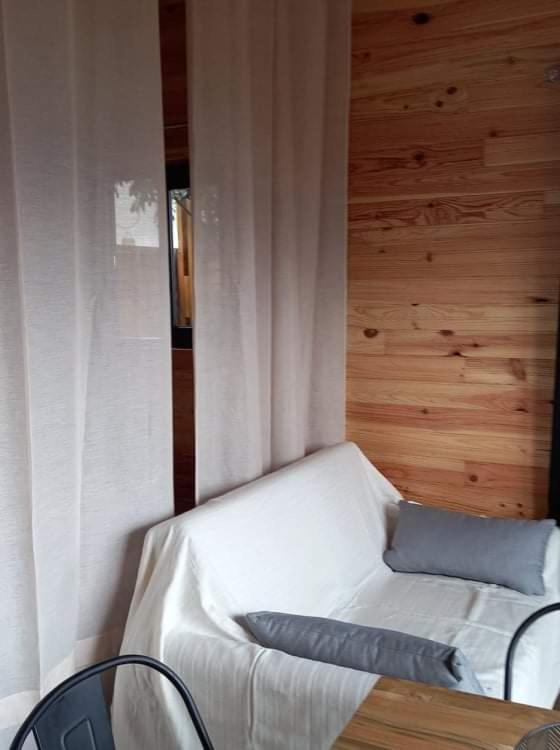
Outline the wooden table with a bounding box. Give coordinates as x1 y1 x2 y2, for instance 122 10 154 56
332 677 560 750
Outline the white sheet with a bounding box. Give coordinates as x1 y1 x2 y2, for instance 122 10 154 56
112 442 560 749
335 559 560 707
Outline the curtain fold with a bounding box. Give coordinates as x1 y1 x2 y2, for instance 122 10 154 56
0 0 173 743
190 0 351 502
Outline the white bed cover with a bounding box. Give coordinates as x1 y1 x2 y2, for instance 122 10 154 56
112 442 560 749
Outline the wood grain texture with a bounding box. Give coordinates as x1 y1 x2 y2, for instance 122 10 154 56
159 0 189 161
349 277 559 306
333 677 560 750
485 132 560 166
348 192 545 228
347 0 560 519
352 13 560 77
352 71 560 119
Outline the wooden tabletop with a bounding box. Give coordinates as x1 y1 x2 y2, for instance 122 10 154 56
332 677 560 750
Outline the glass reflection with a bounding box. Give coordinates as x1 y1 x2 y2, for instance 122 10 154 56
169 188 193 329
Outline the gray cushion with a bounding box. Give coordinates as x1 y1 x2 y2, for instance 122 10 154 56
384 501 556 596
246 611 483 694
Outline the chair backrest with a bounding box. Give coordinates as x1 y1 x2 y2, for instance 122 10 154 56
33 675 114 750
505 603 560 701
9 654 214 750
515 723 560 749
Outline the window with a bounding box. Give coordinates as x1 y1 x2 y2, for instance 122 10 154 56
167 161 192 348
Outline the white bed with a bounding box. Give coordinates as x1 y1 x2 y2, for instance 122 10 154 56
112 442 560 749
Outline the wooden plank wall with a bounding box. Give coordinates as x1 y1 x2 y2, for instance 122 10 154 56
160 0 195 514
160 0 189 162
347 0 560 519
172 349 195 514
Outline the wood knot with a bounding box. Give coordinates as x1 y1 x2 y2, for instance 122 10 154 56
412 12 432 24
510 359 527 382
446 86 458 95
364 328 379 339
469 474 478 483
439 329 454 337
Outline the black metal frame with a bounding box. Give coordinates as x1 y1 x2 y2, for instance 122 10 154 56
504 603 560 701
9 654 214 750
166 159 192 349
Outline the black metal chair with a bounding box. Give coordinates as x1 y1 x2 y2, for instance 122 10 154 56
9 654 215 750
504 602 560 701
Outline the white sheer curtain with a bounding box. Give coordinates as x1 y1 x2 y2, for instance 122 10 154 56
190 0 351 502
0 0 172 744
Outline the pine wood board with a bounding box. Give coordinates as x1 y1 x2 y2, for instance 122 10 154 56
350 107 560 152
348 303 558 334
352 75 560 120
348 278 559 306
464 358 556 388
485 132 560 167
352 42 560 96
373 467 548 518
348 222 560 251
352 14 560 75
465 461 549 494
348 247 560 281
349 161 560 201
379 331 558 360
347 353 467 383
346 401 553 436
347 327 558 360
348 192 545 229
347 379 551 415
353 1 560 47
353 0 460 12
348 423 551 470
375 458 548 495
347 353 555 389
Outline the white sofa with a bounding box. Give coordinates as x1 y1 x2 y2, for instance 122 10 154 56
113 442 560 749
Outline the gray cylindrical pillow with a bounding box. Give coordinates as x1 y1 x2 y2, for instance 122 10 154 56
383 501 556 595
246 611 483 695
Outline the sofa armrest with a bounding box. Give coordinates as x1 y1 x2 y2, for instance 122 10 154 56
251 647 378 749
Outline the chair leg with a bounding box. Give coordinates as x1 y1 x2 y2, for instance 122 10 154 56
504 603 560 701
